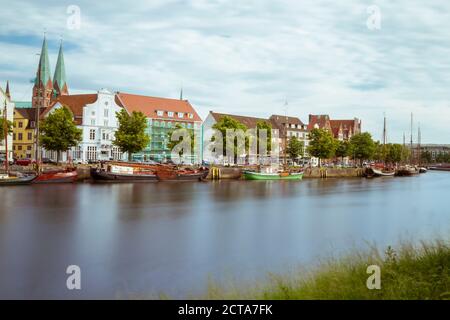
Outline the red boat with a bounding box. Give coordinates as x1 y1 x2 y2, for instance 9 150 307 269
156 165 209 181
33 168 78 184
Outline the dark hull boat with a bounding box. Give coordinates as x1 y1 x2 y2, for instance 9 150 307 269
33 168 78 184
0 174 36 186
428 165 450 172
156 166 209 181
90 166 158 182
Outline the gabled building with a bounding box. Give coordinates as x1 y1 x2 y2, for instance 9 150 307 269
13 107 44 159
115 92 202 163
42 89 125 162
308 114 361 141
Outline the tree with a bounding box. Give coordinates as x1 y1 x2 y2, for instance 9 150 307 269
167 124 195 161
335 140 350 162
348 132 376 166
39 107 82 164
0 118 13 141
212 116 247 163
420 151 432 164
307 128 338 166
113 109 150 161
385 144 403 165
286 136 304 162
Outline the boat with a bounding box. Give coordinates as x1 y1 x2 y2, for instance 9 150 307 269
395 166 419 176
419 167 428 173
0 173 36 186
243 170 304 180
155 166 209 181
428 165 450 172
365 167 395 178
90 164 158 182
33 168 78 184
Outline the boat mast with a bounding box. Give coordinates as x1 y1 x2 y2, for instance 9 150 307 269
382 113 387 146
410 112 413 164
3 100 9 174
417 123 421 166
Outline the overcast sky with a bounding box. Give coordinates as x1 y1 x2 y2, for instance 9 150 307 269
1 0 449 143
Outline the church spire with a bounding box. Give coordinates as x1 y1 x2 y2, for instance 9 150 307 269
32 35 54 108
5 81 10 100
53 40 68 96
35 36 52 87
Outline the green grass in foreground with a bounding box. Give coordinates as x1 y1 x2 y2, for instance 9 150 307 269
199 240 450 300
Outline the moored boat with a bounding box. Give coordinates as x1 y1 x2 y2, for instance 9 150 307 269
395 166 419 176
428 165 450 172
0 173 36 186
419 167 428 173
33 168 78 184
155 166 209 181
243 170 304 180
90 164 158 182
365 167 395 178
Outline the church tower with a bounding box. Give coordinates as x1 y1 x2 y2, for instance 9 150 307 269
53 41 69 98
5 80 11 100
32 36 53 109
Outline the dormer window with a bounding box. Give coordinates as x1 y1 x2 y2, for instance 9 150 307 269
168 111 174 117
157 110 164 117
188 113 194 119
178 112 184 118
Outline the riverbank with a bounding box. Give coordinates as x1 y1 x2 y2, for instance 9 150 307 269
195 239 450 300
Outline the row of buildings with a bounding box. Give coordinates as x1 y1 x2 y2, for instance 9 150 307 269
1 37 363 164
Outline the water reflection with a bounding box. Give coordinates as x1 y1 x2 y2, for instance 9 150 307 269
0 172 449 298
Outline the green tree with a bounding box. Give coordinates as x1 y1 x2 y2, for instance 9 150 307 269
212 116 247 163
113 109 150 161
0 118 13 141
307 128 338 166
385 144 404 165
39 107 82 164
348 132 376 166
335 140 350 162
167 124 195 160
286 136 304 162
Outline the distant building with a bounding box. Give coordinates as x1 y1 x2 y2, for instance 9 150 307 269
13 108 43 159
411 144 450 161
115 92 202 163
308 114 361 141
42 89 125 162
0 81 14 160
202 111 309 164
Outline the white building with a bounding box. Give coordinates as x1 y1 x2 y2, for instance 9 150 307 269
42 89 126 162
0 84 14 160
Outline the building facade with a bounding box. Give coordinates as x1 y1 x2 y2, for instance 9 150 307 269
0 83 14 160
42 89 125 162
115 93 202 163
13 108 41 159
308 114 361 141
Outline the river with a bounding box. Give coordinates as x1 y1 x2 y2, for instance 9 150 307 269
0 171 448 298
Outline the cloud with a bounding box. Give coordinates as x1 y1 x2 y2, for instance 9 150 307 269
0 0 449 143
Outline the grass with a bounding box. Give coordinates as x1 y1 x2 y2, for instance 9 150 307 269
196 240 450 300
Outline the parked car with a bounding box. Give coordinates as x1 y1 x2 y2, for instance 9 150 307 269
41 157 57 164
15 158 34 166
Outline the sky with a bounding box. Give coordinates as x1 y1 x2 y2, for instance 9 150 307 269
1 0 449 143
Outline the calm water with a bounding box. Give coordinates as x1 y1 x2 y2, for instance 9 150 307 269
0 172 449 299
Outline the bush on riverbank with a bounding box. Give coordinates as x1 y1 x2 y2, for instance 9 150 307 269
200 240 450 300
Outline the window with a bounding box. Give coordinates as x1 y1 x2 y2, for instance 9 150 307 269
178 112 184 118
90 129 96 140
102 132 109 140
18 146 22 150
112 147 122 160
27 146 32 150
18 133 23 141
30 121 35 128
187 123 192 129
157 110 164 117
104 119 109 127
13 133 16 140
91 119 96 126
91 111 95 116
188 113 194 119
104 109 109 117
168 111 174 117
27 132 32 140
73 146 83 160
153 121 159 127
18 122 23 128
167 122 172 128
87 146 97 161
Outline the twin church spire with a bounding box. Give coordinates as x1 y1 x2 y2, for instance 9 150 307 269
32 36 68 108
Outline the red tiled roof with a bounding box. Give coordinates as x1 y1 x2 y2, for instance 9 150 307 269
116 93 202 122
270 114 305 126
45 94 98 125
210 112 269 128
307 114 331 131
